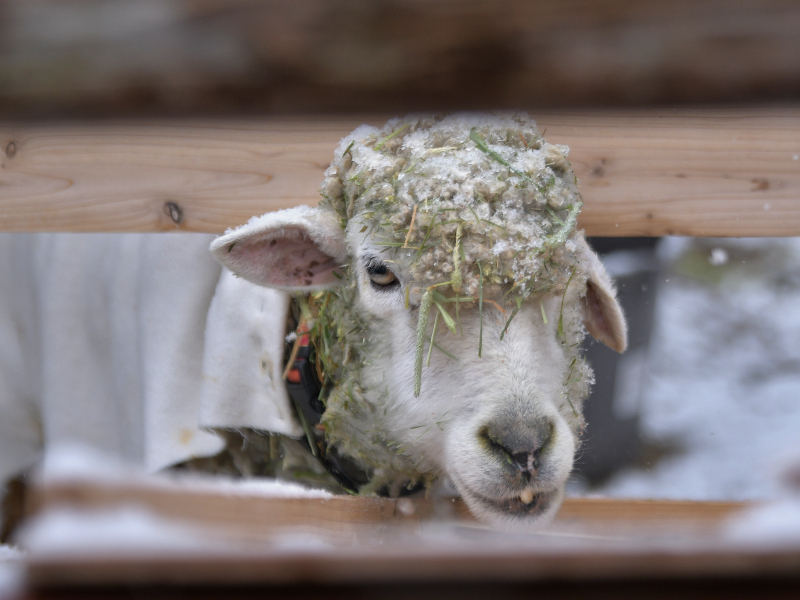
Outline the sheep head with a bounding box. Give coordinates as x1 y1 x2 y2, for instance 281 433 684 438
211 114 627 528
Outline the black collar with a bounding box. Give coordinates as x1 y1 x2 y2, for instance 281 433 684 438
283 303 426 498
283 320 370 492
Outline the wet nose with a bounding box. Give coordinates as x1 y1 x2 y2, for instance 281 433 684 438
511 449 540 475
483 418 552 477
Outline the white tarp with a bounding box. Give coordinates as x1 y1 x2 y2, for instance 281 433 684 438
0 233 301 483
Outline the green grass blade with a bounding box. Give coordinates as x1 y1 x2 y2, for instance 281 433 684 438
545 207 565 227
414 289 433 397
470 128 544 192
415 213 438 262
375 123 410 151
433 342 458 361
544 202 582 251
455 291 462 335
557 266 576 340
431 291 474 303
452 222 463 293
426 311 439 367
434 301 457 333
499 296 524 341
478 263 484 358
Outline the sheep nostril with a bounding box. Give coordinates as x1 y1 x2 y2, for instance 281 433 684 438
512 452 529 471
480 421 549 475
512 450 540 474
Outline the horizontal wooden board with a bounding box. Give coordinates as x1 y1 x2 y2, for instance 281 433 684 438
28 545 800 588
27 478 792 588
2 107 800 236
27 480 748 542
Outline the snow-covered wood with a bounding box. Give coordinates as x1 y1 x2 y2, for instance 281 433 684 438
20 475 770 588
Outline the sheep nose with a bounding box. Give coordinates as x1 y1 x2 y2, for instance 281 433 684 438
511 450 540 475
483 417 552 477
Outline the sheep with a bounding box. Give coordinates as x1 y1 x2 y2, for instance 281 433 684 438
0 113 626 535
211 113 627 526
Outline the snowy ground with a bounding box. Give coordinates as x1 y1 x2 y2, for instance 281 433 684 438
597 237 800 501
0 545 23 600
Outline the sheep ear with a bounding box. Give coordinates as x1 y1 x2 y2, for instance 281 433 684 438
575 236 628 353
210 206 347 291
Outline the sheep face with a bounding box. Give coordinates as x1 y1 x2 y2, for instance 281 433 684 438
211 114 627 528
351 236 582 526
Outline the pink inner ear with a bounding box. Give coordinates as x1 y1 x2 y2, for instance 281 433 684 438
583 282 609 334
582 280 626 353
225 226 341 289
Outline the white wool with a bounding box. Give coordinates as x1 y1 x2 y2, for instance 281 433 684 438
303 113 623 526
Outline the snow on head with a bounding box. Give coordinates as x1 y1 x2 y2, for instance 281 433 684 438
321 113 584 297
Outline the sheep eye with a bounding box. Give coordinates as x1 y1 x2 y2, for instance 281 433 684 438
366 261 399 289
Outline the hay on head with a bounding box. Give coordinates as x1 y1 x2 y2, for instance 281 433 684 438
304 113 592 487
322 113 582 299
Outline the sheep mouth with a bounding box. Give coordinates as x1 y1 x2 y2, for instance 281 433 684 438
465 486 558 518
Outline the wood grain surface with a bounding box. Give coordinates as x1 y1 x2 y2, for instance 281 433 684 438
27 479 748 541
2 107 799 236
26 477 784 587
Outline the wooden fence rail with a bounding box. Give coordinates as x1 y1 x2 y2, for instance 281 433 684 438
2 107 799 236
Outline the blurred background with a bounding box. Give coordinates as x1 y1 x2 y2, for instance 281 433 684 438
1 0 800 118
575 236 800 500
1 0 799 501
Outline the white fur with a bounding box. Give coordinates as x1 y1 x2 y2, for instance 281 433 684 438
213 206 625 529
209 206 348 291
348 230 581 527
